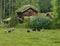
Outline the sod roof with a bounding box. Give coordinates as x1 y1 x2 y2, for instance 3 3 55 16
16 5 39 12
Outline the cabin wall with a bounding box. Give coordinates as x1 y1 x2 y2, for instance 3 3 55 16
23 9 37 16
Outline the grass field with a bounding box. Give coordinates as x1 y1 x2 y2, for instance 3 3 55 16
0 28 60 46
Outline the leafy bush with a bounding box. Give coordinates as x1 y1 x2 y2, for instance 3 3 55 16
29 15 53 30
9 13 18 27
24 17 30 28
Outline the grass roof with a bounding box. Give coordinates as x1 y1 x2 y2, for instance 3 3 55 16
16 5 39 12
3 18 11 21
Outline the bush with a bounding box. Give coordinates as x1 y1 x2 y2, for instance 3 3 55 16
29 15 53 30
9 13 18 27
24 17 30 28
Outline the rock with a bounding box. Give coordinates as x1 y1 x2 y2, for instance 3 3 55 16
27 30 30 33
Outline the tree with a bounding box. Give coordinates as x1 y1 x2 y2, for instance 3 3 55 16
4 0 6 18
16 0 40 11
0 0 2 21
0 0 1 14
9 0 18 27
0 0 2 15
52 0 60 27
9 0 11 16
38 0 51 13
9 13 18 27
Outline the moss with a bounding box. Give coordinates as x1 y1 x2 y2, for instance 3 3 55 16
3 18 11 21
16 5 39 12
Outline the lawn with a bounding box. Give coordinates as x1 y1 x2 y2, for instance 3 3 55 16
0 28 60 46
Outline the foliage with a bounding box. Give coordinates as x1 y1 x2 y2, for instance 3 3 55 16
9 13 18 27
1 0 51 19
0 24 10 28
24 16 30 28
38 0 51 13
16 0 51 13
52 0 60 28
16 0 40 10
29 15 53 30
1 0 16 19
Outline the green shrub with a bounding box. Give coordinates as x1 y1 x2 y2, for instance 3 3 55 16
29 15 53 30
24 17 30 28
9 13 18 27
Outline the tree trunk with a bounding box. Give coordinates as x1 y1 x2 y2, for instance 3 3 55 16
12 0 15 13
9 0 11 16
0 0 2 20
4 0 5 18
12 0 13 14
0 0 2 15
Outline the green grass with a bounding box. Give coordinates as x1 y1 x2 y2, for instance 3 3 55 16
16 5 39 12
0 28 60 46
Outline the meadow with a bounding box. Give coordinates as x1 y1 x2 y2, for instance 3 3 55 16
0 28 60 46
0 0 60 46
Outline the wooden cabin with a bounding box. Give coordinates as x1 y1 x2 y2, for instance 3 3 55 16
17 7 38 17
17 7 38 23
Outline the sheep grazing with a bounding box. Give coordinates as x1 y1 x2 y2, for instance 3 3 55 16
10 27 15 31
8 27 15 33
4 27 15 33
